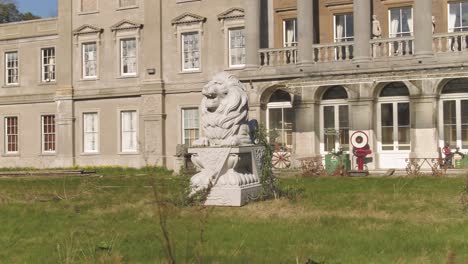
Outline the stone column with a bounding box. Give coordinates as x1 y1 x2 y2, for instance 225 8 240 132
297 0 314 64
353 0 371 63
55 0 75 167
410 95 439 159
414 0 433 57
349 89 376 170
294 88 319 158
244 0 261 69
294 101 319 158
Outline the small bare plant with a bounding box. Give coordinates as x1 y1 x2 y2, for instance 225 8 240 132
460 176 468 213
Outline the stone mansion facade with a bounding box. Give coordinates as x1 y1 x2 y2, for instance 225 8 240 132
1 0 468 170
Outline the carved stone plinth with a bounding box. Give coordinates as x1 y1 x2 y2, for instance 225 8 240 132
188 145 264 206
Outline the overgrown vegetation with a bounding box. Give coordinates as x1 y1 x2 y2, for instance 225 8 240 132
254 124 304 200
460 176 468 213
0 171 466 263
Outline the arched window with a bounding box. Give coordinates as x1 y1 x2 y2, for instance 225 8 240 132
321 86 349 152
267 90 294 150
378 82 410 151
440 79 468 149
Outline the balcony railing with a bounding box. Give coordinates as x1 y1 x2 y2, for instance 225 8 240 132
371 36 414 58
312 42 354 63
259 47 297 66
258 32 468 67
433 32 468 53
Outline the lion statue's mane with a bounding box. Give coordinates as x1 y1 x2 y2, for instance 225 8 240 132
193 72 251 147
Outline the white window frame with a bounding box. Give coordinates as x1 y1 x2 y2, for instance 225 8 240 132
4 116 19 154
120 38 138 76
228 27 246 68
41 48 56 83
82 42 98 79
5 51 19 85
83 112 99 153
120 110 138 153
448 1 468 32
181 108 200 146
282 18 297 47
388 6 413 38
181 31 201 72
333 13 354 43
320 101 350 154
41 115 56 153
266 101 294 150
438 93 468 150
377 97 411 152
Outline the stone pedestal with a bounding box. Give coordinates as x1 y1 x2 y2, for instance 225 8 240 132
188 145 264 206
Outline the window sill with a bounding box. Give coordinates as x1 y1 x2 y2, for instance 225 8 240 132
40 152 57 156
80 152 100 156
225 66 245 71
80 77 99 82
38 81 57 86
2 84 20 88
78 11 99 16
2 153 20 157
179 69 202 74
116 6 139 11
117 74 139 79
118 151 139 155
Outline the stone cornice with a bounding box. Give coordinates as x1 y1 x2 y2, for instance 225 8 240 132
110 19 143 32
171 13 206 26
73 24 104 36
217 8 244 21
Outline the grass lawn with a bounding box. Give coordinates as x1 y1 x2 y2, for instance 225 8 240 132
0 168 466 263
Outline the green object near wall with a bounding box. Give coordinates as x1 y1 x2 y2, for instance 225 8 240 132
325 153 351 175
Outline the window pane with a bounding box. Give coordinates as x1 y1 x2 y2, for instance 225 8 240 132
283 108 294 148
339 105 349 151
182 32 200 70
182 108 199 146
83 113 98 152
397 103 410 126
229 28 245 67
381 103 393 126
381 103 393 148
462 100 468 148
283 19 297 47
121 39 137 75
323 106 335 129
443 100 457 147
323 106 335 152
268 108 282 144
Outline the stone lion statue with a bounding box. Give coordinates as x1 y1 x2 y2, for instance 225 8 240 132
193 72 252 147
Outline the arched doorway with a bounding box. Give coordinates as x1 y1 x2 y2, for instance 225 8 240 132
377 82 410 168
439 78 468 149
320 86 349 153
266 89 294 168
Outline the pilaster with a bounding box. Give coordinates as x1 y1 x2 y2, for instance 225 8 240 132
244 0 261 69
353 0 371 63
414 0 434 58
297 0 314 64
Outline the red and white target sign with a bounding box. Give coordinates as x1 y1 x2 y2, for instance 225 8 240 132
350 131 368 149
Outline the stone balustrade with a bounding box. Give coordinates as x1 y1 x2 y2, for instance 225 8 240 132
257 33 468 67
259 47 298 66
371 37 414 58
312 42 354 62
433 32 468 53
